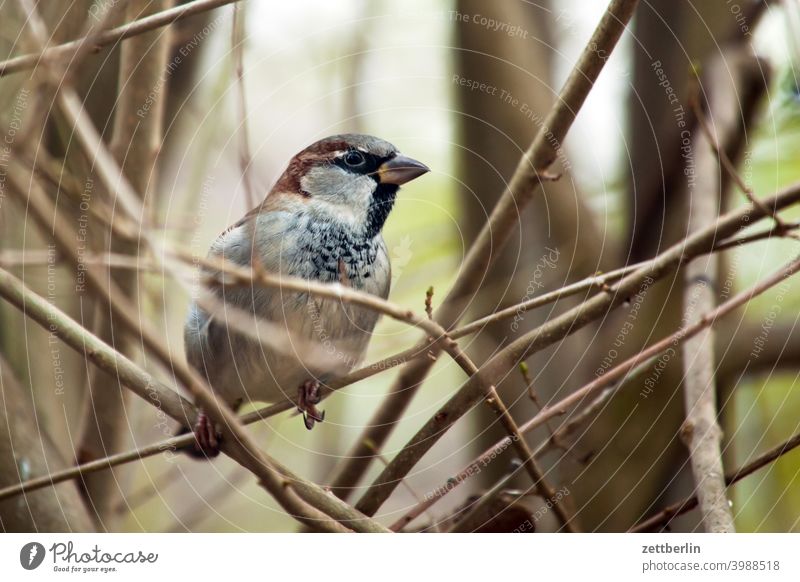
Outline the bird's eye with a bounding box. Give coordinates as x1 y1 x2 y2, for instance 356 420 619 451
343 150 366 167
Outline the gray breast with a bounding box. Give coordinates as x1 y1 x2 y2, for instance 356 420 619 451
254 209 391 298
185 207 392 405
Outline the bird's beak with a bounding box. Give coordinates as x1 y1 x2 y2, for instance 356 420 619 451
377 155 429 185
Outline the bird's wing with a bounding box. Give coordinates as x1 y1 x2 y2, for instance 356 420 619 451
184 213 265 371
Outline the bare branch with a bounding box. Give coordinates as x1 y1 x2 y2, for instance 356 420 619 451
690 69 794 239
231 2 257 210
0 266 387 532
676 55 768 534
390 254 800 529
327 0 641 500
0 0 239 77
354 179 800 517
3 209 798 507
79 0 175 523
632 420 800 532
15 2 366 532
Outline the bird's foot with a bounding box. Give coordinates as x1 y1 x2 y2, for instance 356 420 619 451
297 379 325 430
193 410 222 457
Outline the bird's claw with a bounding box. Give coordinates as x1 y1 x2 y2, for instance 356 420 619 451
193 411 221 457
302 408 325 430
298 379 325 430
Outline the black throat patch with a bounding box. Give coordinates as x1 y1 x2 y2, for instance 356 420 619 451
365 182 398 239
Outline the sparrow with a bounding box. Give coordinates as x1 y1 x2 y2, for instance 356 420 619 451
183 134 429 456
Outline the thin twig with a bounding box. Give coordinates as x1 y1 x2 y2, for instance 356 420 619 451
443 462 529 533
207 248 580 529
437 341 579 531
0 0 239 77
231 2 257 211
327 0 642 500
390 254 800 529
678 59 749 533
530 364 645 459
13 0 384 533
353 179 800 517
632 422 800 532
519 362 558 437
361 438 440 531
511 255 800 475
0 266 385 532
690 78 796 239
0 250 162 271
0 211 796 505
5 31 478 526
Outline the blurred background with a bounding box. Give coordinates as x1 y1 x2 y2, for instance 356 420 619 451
1 0 800 532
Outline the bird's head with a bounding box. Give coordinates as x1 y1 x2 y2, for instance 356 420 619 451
271 134 429 237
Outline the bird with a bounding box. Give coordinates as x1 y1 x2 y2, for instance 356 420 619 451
183 134 429 457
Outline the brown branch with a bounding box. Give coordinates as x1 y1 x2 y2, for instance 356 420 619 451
390 358 655 530
8 3 385 528
519 362 561 447
450 261 646 339
6 26 464 526
390 253 800 530
0 266 387 532
202 252 582 528
15 1 369 532
0 267 193 430
516 254 800 470
0 229 571 529
181 222 792 413
436 341 579 531
79 0 175 524
327 0 641 500
0 0 239 77
2 215 797 507
531 367 640 459
632 422 800 532
231 2 257 211
5 145 369 532
13 0 223 412
361 439 437 528
712 221 800 253
0 250 164 271
441 459 527 533
676 55 763 533
690 70 794 239
354 179 800 518
448 221 798 341
689 80 797 238
17 148 142 241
